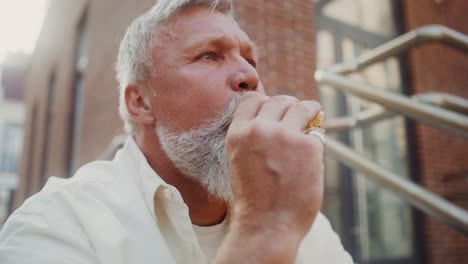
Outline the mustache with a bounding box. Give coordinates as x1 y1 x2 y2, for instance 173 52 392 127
162 93 242 140
198 94 241 134
221 94 242 131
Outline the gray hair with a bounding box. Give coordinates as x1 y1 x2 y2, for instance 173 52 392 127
116 0 234 135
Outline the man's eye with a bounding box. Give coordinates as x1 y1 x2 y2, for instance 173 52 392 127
245 58 257 68
246 58 257 68
200 52 217 61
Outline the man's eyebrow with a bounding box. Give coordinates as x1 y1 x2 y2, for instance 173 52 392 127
185 34 257 57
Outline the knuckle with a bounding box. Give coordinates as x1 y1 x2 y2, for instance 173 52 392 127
270 95 299 105
290 102 315 122
294 101 312 113
302 100 322 112
242 91 258 99
249 122 291 143
247 122 269 139
309 100 322 110
241 91 267 103
294 101 323 121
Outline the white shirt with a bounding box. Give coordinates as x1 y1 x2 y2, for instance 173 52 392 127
0 136 354 264
193 217 229 263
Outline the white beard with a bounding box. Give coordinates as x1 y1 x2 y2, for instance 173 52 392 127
156 96 241 203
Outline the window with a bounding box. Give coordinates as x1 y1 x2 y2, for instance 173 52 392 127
0 122 23 225
0 123 23 176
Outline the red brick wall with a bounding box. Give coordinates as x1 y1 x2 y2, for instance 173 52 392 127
402 0 468 263
15 0 316 205
234 0 317 99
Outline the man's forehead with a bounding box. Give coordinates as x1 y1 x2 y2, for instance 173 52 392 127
155 7 255 51
185 32 257 53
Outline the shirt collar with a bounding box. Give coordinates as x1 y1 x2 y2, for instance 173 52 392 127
115 136 185 223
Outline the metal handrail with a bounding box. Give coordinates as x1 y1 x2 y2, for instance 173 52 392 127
316 25 468 236
323 92 468 133
316 70 468 138
414 92 468 115
323 106 391 132
326 25 468 74
325 136 468 236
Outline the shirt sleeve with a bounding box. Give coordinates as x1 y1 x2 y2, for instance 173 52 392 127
295 212 355 264
0 192 98 264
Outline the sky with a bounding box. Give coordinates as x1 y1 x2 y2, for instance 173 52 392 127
0 0 50 63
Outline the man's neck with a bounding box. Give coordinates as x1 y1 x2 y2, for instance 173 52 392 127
163 174 228 226
136 132 228 226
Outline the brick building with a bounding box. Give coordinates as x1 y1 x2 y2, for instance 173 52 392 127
9 0 468 263
403 1 468 263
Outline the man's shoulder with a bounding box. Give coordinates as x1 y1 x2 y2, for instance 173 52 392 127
0 156 170 264
0 159 139 252
6 159 129 223
0 159 133 263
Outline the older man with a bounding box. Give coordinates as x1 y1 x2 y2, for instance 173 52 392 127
0 0 353 263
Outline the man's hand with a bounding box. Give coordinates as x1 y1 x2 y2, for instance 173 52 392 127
215 92 325 263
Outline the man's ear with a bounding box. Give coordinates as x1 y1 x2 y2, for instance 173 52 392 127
125 84 155 126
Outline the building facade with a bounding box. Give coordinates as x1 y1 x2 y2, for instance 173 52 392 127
0 53 27 226
316 1 468 263
8 0 468 263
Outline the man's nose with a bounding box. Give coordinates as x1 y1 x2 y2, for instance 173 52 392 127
229 60 259 92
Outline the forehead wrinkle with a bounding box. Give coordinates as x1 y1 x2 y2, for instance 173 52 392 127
184 33 257 56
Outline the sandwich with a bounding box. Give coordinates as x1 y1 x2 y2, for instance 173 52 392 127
304 111 325 134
